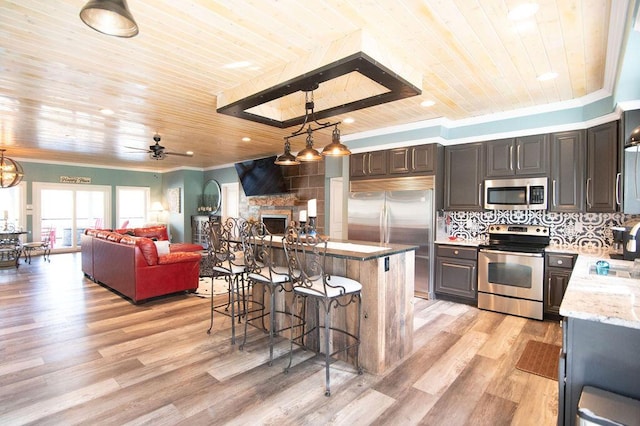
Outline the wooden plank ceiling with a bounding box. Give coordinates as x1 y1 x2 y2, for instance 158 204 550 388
0 0 614 171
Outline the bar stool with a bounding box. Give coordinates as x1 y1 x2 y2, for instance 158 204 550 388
205 217 248 344
283 224 363 396
239 221 298 365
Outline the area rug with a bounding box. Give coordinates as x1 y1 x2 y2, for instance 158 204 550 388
515 340 561 381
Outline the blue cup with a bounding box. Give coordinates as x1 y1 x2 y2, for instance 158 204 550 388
595 260 610 275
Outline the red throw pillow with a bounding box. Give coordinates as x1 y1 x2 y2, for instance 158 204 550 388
119 235 137 245
134 226 169 241
106 232 124 242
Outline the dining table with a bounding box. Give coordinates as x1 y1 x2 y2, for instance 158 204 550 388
0 230 27 268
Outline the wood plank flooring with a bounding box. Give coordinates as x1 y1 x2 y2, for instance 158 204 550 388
0 253 562 425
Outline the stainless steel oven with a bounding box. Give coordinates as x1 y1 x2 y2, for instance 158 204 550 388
478 224 549 320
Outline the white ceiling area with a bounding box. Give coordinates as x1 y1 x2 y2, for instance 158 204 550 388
0 0 636 171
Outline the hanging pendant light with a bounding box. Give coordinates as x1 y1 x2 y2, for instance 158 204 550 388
278 86 350 164
321 125 351 157
80 0 139 38
296 129 322 162
274 140 300 165
0 149 24 188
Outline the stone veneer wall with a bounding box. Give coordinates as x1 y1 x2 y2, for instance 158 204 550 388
238 161 326 234
443 210 637 250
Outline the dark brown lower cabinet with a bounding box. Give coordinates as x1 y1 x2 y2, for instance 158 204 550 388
435 244 477 302
544 253 576 316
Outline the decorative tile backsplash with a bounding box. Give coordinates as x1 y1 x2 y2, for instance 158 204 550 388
442 210 633 249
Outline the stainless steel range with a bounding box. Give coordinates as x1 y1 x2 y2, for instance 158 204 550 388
478 224 550 320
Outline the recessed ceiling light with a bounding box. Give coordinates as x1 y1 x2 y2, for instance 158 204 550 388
224 61 252 69
508 3 539 21
186 151 194 156
421 100 436 107
537 72 558 81
242 137 251 142
100 108 114 115
343 117 355 124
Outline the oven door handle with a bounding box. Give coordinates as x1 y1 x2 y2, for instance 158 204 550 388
479 248 544 258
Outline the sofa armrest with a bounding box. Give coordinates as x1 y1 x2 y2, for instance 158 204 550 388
157 252 201 265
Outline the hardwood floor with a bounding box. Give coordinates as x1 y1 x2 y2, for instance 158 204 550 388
0 253 561 425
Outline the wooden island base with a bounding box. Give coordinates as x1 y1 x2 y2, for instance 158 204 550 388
260 242 416 375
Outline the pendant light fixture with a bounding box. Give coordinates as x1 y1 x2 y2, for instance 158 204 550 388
321 125 351 157
275 86 351 165
80 0 139 38
296 128 323 162
0 149 24 188
274 141 300 165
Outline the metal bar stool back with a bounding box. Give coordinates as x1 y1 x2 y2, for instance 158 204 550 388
205 217 248 344
283 223 363 396
239 221 298 364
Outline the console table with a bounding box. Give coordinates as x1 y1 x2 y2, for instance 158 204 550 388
0 231 26 268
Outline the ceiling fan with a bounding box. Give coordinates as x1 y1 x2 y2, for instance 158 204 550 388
126 134 193 160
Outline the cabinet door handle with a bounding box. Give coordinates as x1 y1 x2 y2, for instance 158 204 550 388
411 149 416 171
367 154 372 174
509 146 514 171
548 277 552 300
478 183 482 206
362 154 367 174
516 145 521 170
552 179 557 207
616 172 621 206
586 178 592 208
454 250 459 255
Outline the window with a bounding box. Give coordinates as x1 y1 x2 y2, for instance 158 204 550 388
0 182 26 232
33 182 111 249
116 186 150 228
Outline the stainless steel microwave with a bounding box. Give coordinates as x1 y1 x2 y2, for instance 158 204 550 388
484 177 548 210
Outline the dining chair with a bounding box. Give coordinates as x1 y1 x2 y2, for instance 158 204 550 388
239 220 299 365
205 217 248 345
282 223 363 396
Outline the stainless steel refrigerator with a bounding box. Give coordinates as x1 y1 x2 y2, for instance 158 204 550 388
348 189 433 296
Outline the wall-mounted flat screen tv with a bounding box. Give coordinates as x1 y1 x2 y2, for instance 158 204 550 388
234 155 288 196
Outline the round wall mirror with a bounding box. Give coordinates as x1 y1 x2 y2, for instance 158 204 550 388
200 179 221 214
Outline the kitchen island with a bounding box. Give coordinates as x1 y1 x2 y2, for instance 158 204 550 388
558 255 640 425
268 238 416 375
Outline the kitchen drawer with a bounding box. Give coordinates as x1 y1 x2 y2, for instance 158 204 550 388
436 245 477 260
547 253 575 269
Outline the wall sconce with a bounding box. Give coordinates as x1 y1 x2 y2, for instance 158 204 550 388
0 149 24 188
80 0 139 38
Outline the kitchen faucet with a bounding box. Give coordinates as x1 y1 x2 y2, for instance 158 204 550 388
626 222 640 252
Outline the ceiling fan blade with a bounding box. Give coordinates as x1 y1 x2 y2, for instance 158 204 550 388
125 146 152 153
165 151 194 157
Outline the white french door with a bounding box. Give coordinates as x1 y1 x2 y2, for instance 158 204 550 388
32 183 111 250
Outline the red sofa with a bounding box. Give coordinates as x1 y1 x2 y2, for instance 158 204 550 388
81 226 202 303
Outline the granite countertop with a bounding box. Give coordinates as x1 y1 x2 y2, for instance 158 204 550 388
434 238 484 247
560 255 640 330
270 236 417 261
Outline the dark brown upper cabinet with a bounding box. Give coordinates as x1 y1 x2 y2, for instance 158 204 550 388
444 143 484 211
586 121 619 212
485 135 549 178
389 145 436 175
350 151 388 180
549 130 586 212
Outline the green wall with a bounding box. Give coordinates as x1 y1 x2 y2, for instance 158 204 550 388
19 161 205 243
